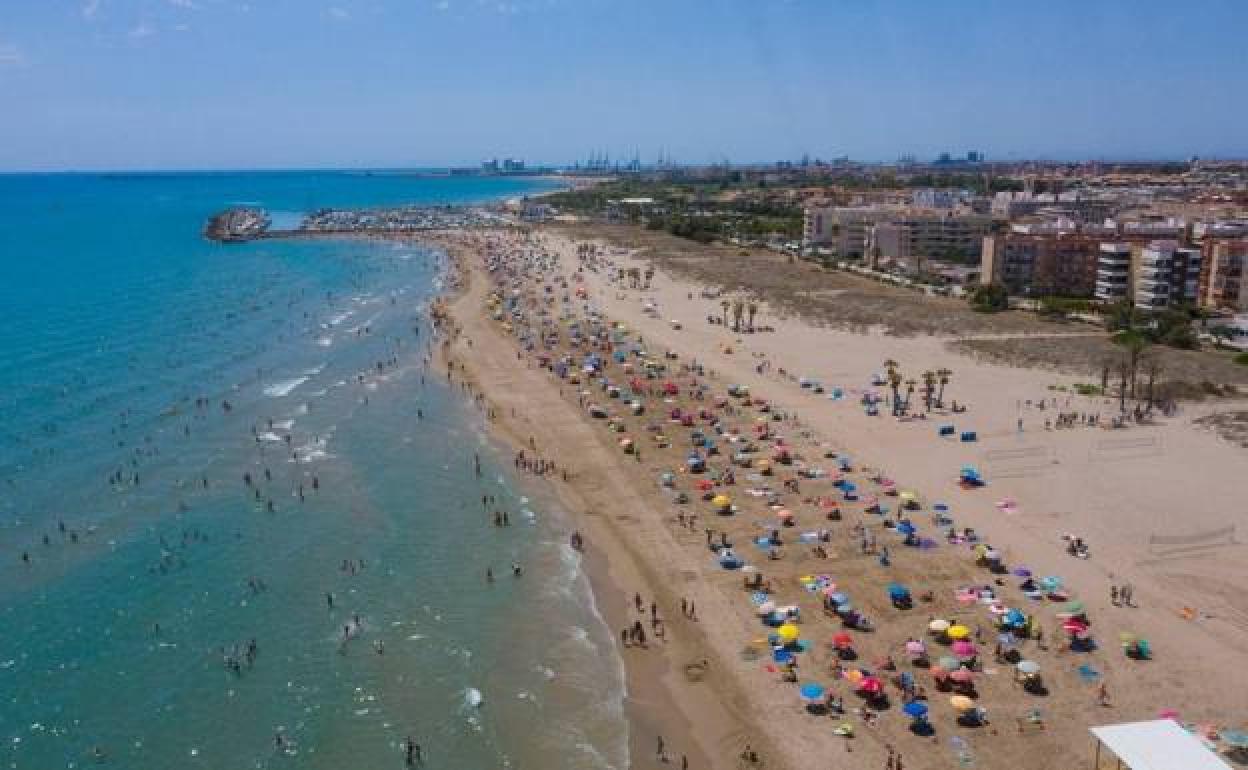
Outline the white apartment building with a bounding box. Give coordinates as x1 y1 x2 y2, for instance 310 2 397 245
1135 240 1202 310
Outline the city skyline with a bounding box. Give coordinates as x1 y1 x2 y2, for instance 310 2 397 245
2 0 1246 171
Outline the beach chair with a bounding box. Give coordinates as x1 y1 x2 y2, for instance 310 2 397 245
960 431 978 442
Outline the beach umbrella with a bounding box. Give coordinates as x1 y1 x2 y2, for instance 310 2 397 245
844 669 864 685
948 668 975 684
896 522 917 536
928 619 951 633
695 479 714 491
777 623 800 643
904 640 926 656
1220 730 1248 749
857 676 883 694
947 624 971 640
772 649 794 664
1016 660 1041 676
1060 600 1085 615
902 701 929 718
887 583 909 600
899 490 917 502
949 695 975 712
832 632 854 649
776 509 794 519
1012 567 1032 577
799 682 826 702
937 656 960 672
1004 609 1026 627
756 601 777 616
829 592 849 606
1062 618 1088 634
1039 576 1063 592
951 641 977 659
712 494 731 509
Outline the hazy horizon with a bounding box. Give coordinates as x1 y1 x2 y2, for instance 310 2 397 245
3 0 1246 171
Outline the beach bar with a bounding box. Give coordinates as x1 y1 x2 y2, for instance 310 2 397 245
1089 720 1233 770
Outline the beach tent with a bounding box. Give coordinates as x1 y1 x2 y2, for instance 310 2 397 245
1090 720 1233 770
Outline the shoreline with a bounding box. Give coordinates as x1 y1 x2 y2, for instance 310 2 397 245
428 232 745 770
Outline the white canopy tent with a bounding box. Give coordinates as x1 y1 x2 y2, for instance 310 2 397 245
1090 720 1233 770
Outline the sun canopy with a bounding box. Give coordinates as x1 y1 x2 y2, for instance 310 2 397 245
1090 720 1232 770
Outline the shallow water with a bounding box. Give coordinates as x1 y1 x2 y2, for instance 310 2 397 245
0 173 626 769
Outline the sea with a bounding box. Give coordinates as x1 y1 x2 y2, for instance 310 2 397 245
0 172 629 770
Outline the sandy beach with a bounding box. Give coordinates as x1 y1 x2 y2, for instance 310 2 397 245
426 225 1248 770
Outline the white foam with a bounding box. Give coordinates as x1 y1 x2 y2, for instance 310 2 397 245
264 377 309 398
272 419 295 430
316 336 333 347
258 431 283 443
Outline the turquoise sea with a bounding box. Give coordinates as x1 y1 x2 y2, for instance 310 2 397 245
0 172 628 769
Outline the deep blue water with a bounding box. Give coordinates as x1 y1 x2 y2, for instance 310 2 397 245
0 173 626 770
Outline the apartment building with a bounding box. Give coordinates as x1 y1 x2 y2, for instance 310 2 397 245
980 234 1102 297
802 203 989 264
1134 240 1202 309
1095 242 1133 302
1201 239 1248 311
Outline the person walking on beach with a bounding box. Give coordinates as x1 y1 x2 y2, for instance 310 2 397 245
656 734 666 762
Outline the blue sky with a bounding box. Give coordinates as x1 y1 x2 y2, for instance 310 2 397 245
1 0 1245 170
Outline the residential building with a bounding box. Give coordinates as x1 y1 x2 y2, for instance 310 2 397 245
1201 240 1248 311
871 212 991 266
1095 243 1133 302
1134 240 1201 309
980 234 1103 297
803 203 989 265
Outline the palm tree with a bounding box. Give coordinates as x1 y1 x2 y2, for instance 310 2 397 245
903 379 917 413
747 300 758 331
935 367 952 408
883 360 902 416
719 299 730 326
731 298 745 332
1113 330 1150 399
921 370 937 411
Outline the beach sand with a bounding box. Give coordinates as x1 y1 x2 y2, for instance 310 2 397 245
428 226 1248 769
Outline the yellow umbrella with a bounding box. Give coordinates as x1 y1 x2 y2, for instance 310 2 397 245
947 624 971 640
777 623 799 643
950 695 975 712
899 490 917 502
844 669 864 684
712 494 731 509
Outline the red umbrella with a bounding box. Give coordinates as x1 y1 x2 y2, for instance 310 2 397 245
695 479 714 491
832 632 853 649
1062 619 1088 634
857 676 883 694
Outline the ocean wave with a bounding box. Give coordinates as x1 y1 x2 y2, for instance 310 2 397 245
263 377 308 398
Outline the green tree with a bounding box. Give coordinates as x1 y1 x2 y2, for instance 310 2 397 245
1112 329 1150 399
969 284 1009 313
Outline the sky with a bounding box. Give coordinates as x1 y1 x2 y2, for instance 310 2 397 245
1 0 1246 170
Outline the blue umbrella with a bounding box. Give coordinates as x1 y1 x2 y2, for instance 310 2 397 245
829 592 849 605
933 503 949 512
888 583 910 599
903 701 928 718
1039 576 1063 592
1005 609 1026 627
773 649 794 664
799 682 825 701
897 522 917 536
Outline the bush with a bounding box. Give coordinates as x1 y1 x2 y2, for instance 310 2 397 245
1235 352 1248 366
